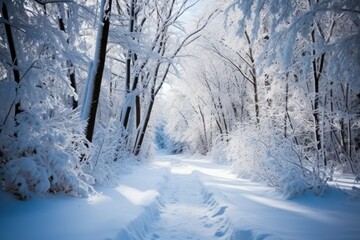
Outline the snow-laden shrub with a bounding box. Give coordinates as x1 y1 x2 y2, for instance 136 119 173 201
227 126 328 198
83 122 139 186
209 135 231 164
0 109 94 199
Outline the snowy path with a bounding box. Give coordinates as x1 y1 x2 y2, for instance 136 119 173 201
1 153 360 240
142 154 360 240
145 171 228 240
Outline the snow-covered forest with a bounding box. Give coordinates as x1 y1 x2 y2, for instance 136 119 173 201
1 0 215 198
164 0 360 196
1 0 360 239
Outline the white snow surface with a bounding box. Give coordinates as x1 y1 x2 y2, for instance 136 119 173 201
1 153 359 240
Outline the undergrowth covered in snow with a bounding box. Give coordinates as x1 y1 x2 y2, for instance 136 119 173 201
0 108 94 199
227 125 329 198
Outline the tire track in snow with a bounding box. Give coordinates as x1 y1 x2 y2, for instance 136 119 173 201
145 170 231 240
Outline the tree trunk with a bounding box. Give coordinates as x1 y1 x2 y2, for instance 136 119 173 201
284 73 289 138
135 94 141 128
244 31 260 126
85 0 112 142
133 91 154 156
121 0 136 130
310 26 326 166
198 104 208 151
57 9 78 109
2 2 22 118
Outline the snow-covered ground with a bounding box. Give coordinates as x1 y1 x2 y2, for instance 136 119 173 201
1 153 359 240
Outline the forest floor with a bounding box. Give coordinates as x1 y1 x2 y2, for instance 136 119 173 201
1 153 360 240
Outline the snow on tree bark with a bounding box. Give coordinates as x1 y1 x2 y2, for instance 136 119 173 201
83 0 112 142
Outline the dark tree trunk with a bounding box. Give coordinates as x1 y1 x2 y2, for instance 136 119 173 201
133 91 154 156
2 2 22 117
85 0 112 142
121 0 136 130
311 27 326 166
68 61 78 109
135 94 141 128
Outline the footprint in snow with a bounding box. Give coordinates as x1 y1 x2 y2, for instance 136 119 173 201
212 206 228 218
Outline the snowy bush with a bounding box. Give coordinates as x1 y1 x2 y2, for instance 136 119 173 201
0 109 93 199
209 135 231 164
81 122 141 186
227 125 328 198
0 0 100 199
